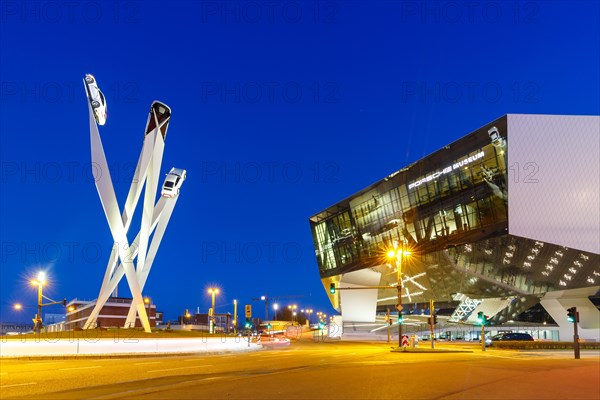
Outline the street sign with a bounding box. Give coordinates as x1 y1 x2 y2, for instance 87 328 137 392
401 335 409 348
395 304 403 312
245 304 252 318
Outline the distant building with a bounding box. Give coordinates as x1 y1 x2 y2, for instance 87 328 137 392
155 311 164 325
178 312 232 333
65 297 156 329
0 322 31 335
43 313 65 325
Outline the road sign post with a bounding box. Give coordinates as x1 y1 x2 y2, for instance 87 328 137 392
401 335 409 349
429 299 435 349
385 309 391 343
481 323 486 352
568 307 580 359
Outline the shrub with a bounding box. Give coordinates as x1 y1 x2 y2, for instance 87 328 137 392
492 341 600 350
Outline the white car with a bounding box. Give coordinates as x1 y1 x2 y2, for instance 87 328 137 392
84 74 107 125
161 167 187 197
488 126 505 148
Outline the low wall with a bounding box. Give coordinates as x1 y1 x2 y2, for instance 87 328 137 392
0 337 261 357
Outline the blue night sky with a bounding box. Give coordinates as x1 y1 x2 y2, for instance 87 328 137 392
1 1 599 323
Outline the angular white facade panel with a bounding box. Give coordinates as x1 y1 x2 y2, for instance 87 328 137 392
339 269 381 322
508 114 600 254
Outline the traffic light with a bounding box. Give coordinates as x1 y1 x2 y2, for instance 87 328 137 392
267 323 272 329
62 298 67 307
329 283 336 294
398 315 404 324
433 315 438 324
318 322 326 330
477 312 488 325
567 307 578 323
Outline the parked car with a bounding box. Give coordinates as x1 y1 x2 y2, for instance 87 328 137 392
84 74 107 125
485 332 534 346
161 167 186 197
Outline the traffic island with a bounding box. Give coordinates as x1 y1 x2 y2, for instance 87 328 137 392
0 337 262 358
391 346 473 353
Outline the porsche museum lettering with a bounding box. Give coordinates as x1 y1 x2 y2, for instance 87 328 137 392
408 151 485 190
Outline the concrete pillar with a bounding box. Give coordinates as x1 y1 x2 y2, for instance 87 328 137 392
540 287 600 342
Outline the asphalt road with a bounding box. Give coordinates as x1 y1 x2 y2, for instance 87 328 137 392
1 340 598 399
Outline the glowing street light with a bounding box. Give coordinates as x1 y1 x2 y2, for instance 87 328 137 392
288 304 298 323
31 271 46 333
207 288 220 334
386 240 412 347
273 303 279 320
233 299 238 333
13 303 22 311
143 297 152 328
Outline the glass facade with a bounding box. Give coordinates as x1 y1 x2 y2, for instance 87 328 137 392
311 117 509 278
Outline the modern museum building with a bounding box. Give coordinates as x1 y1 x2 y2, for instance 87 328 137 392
310 114 599 341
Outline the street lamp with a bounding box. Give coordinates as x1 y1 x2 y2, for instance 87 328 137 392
273 303 279 320
184 309 191 326
260 295 269 321
208 288 220 334
233 299 238 334
30 271 47 333
288 304 297 323
13 303 22 311
144 297 152 328
386 240 411 347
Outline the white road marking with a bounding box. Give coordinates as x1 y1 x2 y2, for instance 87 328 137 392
59 366 101 371
25 361 64 366
0 382 37 388
134 361 162 365
147 365 212 373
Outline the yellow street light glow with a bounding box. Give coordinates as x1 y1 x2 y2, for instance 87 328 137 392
144 297 150 304
13 303 22 310
68 306 75 312
207 288 220 294
387 248 412 259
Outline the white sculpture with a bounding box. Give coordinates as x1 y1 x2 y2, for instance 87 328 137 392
83 77 184 332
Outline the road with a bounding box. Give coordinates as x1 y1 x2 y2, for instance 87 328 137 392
1 340 598 399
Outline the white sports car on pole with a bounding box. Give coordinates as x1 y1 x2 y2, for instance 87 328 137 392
161 167 187 197
84 74 107 125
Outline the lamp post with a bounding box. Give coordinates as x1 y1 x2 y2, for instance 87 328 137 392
233 299 238 334
288 304 297 323
208 288 219 334
387 240 411 347
144 297 152 328
260 295 269 321
184 309 191 327
30 271 47 333
273 303 279 321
